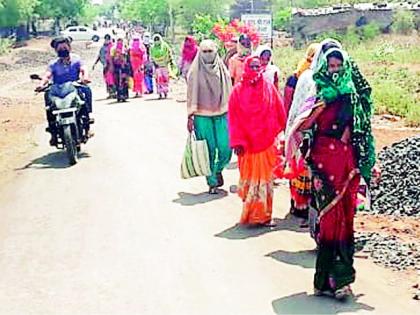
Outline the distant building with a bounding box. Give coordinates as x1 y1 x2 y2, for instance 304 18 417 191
290 2 420 46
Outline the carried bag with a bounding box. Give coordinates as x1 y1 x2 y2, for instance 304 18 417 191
181 132 211 179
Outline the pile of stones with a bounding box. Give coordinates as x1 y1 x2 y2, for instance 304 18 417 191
355 232 419 271
368 135 420 217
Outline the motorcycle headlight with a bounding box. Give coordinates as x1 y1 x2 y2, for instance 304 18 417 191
52 92 77 109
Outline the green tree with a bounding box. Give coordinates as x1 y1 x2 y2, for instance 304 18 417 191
120 0 169 30
78 2 100 25
273 7 292 31
177 0 231 29
0 0 20 27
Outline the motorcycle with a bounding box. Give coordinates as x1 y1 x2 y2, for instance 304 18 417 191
31 74 93 165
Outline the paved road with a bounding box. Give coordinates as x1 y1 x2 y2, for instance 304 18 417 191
0 94 417 315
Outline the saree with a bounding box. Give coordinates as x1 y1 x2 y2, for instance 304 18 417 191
112 43 131 100
130 38 146 95
180 35 198 79
104 43 115 95
151 35 173 96
229 57 286 225
307 101 360 292
155 67 169 95
308 47 374 293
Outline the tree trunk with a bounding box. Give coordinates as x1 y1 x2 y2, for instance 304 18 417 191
169 5 175 44
31 19 38 37
54 17 61 36
16 24 29 42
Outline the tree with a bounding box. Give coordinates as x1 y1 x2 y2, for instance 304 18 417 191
176 0 232 29
0 0 20 28
34 0 88 34
78 2 100 25
119 0 169 31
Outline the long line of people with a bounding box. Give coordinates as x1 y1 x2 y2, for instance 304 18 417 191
184 34 380 301
39 30 379 301
93 32 177 101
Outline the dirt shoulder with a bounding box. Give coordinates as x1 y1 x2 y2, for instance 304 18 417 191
0 38 101 187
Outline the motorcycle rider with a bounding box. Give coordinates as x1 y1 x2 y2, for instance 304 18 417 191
36 37 93 146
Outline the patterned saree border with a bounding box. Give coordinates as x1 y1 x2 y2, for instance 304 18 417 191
317 168 360 222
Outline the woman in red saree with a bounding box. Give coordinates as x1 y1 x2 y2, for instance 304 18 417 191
228 56 287 226
292 48 376 299
130 37 146 98
179 35 198 80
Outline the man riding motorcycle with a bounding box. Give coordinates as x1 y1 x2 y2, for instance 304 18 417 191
36 37 93 146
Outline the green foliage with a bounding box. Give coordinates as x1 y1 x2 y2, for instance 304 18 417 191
176 0 231 30
120 0 168 26
315 22 380 48
273 7 292 31
78 2 100 25
362 22 380 40
0 38 12 55
392 10 415 35
34 0 87 20
191 14 227 54
0 0 39 27
0 0 20 27
191 14 218 41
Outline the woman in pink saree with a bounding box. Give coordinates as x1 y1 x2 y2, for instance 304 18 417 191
130 37 146 98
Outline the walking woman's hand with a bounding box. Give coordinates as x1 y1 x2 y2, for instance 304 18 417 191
187 115 194 133
234 146 244 156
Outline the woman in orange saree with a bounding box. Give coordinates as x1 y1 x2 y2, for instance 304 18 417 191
228 56 287 226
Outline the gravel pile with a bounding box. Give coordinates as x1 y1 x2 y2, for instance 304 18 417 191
368 135 420 217
355 232 420 271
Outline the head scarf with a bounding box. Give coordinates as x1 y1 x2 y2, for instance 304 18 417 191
187 40 232 115
131 37 143 51
313 48 355 102
284 39 343 177
237 34 252 59
150 34 172 66
228 55 286 153
314 47 376 181
295 43 320 78
241 56 263 85
254 45 272 59
181 36 198 63
311 38 343 71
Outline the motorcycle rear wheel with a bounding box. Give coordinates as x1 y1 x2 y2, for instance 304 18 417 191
63 125 78 165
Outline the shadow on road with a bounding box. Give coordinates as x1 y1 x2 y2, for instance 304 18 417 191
216 216 308 240
16 152 90 170
266 249 316 269
272 292 375 314
173 190 228 206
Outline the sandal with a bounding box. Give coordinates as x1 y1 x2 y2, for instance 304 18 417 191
334 285 353 301
208 187 218 195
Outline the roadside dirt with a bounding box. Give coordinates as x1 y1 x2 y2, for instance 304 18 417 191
0 38 99 187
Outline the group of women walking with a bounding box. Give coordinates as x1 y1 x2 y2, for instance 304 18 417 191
94 33 175 101
185 35 378 301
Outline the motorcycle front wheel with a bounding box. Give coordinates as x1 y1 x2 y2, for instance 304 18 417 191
63 125 78 165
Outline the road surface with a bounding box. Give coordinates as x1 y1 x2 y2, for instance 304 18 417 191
0 92 417 315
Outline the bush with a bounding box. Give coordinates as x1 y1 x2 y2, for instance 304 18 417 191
0 38 12 55
342 26 361 47
315 31 343 43
362 22 380 40
273 8 292 31
392 10 415 35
